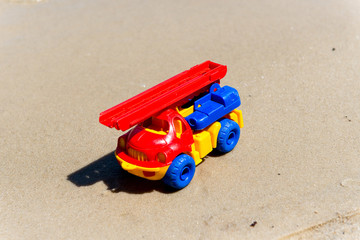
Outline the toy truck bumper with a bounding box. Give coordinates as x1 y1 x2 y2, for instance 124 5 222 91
115 151 169 180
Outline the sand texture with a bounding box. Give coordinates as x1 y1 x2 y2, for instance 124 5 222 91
1 0 360 239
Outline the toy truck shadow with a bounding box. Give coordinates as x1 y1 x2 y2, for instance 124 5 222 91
67 152 175 193
67 149 227 193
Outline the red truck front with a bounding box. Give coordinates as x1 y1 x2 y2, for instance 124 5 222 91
115 109 194 180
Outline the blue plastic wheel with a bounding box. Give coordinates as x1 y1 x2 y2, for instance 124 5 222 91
216 118 240 153
163 154 196 189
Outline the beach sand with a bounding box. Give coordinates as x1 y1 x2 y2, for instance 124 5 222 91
1 0 360 239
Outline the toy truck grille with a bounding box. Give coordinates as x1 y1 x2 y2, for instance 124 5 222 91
127 148 148 161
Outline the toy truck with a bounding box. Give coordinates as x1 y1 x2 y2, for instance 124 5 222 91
99 61 243 189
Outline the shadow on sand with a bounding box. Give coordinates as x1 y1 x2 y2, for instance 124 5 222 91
67 152 176 194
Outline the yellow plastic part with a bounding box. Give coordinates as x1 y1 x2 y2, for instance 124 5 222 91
193 131 213 159
205 121 221 148
144 128 167 135
174 119 182 133
115 152 169 180
176 105 194 117
238 109 244 128
174 119 183 138
186 121 222 165
186 109 243 165
188 144 202 165
226 109 244 128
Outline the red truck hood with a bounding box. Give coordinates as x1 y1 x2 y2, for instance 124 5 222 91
127 126 167 150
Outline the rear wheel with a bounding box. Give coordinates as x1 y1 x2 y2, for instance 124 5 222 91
163 154 195 189
216 118 240 153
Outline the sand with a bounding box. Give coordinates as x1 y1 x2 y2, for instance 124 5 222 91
1 0 360 239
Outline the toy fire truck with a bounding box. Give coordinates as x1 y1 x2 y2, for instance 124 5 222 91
99 61 243 189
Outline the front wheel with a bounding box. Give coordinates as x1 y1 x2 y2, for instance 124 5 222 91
216 118 240 153
163 154 195 189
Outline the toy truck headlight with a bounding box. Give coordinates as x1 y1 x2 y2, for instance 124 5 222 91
118 137 126 150
157 153 166 163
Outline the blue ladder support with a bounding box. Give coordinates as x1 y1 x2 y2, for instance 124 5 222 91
185 83 241 130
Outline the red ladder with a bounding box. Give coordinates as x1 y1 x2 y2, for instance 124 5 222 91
99 61 227 131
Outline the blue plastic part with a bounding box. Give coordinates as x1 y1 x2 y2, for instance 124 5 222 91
185 83 241 130
163 154 196 189
216 118 240 153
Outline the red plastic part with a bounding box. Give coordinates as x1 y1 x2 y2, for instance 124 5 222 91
99 61 227 131
116 109 194 168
